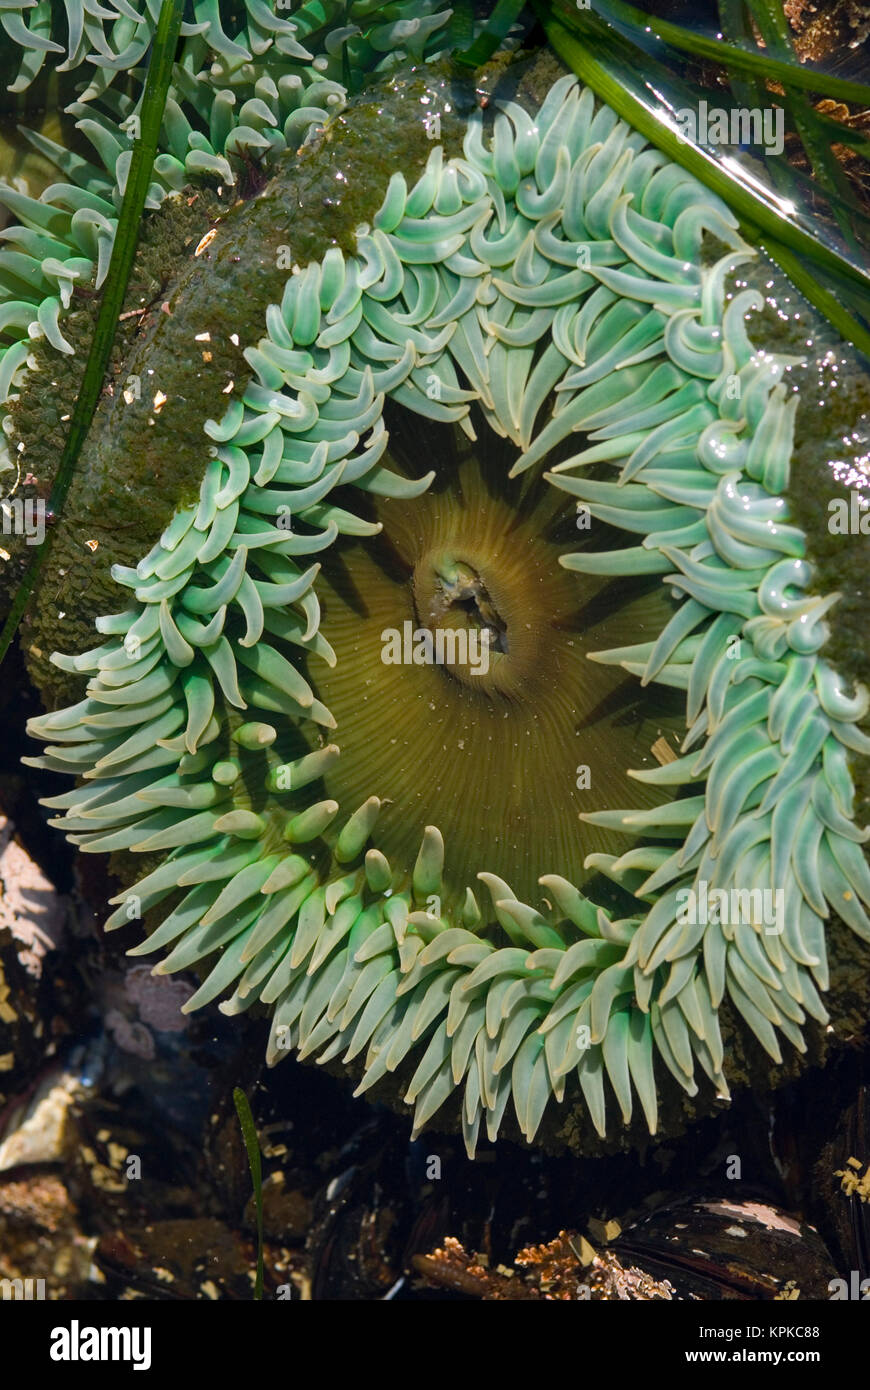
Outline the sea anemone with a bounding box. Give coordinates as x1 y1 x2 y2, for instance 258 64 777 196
4 9 869 1156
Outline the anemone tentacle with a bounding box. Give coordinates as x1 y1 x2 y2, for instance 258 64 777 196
2 0 458 97
13 62 870 1153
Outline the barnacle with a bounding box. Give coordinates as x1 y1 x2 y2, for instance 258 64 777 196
4 10 869 1156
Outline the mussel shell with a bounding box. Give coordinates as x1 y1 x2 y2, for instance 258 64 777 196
611 1195 839 1300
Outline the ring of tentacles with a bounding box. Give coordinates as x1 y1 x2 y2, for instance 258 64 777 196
9 52 870 1154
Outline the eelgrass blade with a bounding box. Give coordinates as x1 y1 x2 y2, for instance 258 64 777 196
455 0 528 67
450 0 475 52
716 0 826 214
743 0 861 246
233 1086 264 1301
811 115 870 163
555 0 870 107
0 0 185 667
718 0 765 113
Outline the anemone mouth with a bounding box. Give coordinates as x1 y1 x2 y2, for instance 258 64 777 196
311 404 682 905
15 56 870 1156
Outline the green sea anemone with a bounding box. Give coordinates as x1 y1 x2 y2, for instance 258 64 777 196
4 6 869 1155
